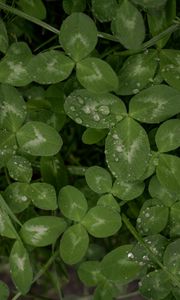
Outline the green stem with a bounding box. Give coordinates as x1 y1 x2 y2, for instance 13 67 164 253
12 250 59 300
122 213 180 288
67 166 87 176
0 2 59 34
118 291 140 299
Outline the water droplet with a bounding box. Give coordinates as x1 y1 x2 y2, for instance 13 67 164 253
128 252 134 259
93 114 100 121
70 106 75 111
98 105 110 116
136 82 141 87
75 117 82 124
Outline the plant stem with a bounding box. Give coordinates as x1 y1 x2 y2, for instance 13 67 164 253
12 250 60 300
0 2 59 34
122 213 180 288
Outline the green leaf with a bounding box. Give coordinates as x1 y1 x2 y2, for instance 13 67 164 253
20 216 67 247
147 0 176 48
129 85 180 123
0 84 27 132
92 0 118 22
0 19 8 54
105 117 150 181
117 50 158 95
169 202 180 238
163 239 180 280
173 287 180 300
155 119 180 152
160 50 180 91
18 0 46 20
137 199 169 235
101 244 141 283
149 175 179 207
28 50 75 84
27 183 57 210
0 42 32 86
0 206 17 239
111 0 145 49
97 194 120 212
81 206 121 238
132 234 168 268
59 12 98 62
64 89 126 128
58 185 88 221
76 57 119 93
0 281 9 300
132 0 167 8
40 154 68 191
78 260 101 286
60 224 89 265
139 270 171 300
0 130 17 167
156 154 180 194
7 155 32 183
10 240 33 295
112 179 144 201
63 0 86 14
16 121 63 156
82 128 107 145
4 182 30 213
85 166 112 194
139 151 158 181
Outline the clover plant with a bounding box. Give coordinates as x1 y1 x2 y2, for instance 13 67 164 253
0 0 180 299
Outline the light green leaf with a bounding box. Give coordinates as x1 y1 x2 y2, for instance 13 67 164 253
169 202 180 238
105 117 150 181
0 84 27 132
160 50 180 91
40 154 68 191
16 121 63 156
117 50 158 95
20 216 67 247
155 119 180 152
147 0 176 48
137 199 169 235
18 0 46 20
27 183 57 210
0 130 17 167
97 194 120 212
112 179 144 201
111 0 145 49
81 206 121 238
10 240 33 295
64 89 126 128
139 270 171 300
132 0 167 8
101 244 141 283
163 239 180 280
0 19 8 54
82 128 107 145
28 50 75 84
59 12 98 62
4 182 30 213
7 155 32 183
156 154 180 194
85 166 112 194
0 281 9 300
60 224 89 265
92 0 118 22
0 42 32 86
78 261 101 286
76 57 119 93
129 85 180 123
58 185 88 221
149 175 179 207
63 0 86 14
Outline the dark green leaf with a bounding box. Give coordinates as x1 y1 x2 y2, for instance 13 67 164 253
85 166 112 194
163 239 180 280
92 0 118 22
4 182 30 213
18 0 46 20
78 260 101 286
0 19 8 54
27 183 57 210
0 281 9 300
160 50 180 91
7 155 32 183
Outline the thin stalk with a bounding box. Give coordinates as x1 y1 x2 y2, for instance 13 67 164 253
12 250 59 300
122 213 180 288
0 2 59 34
